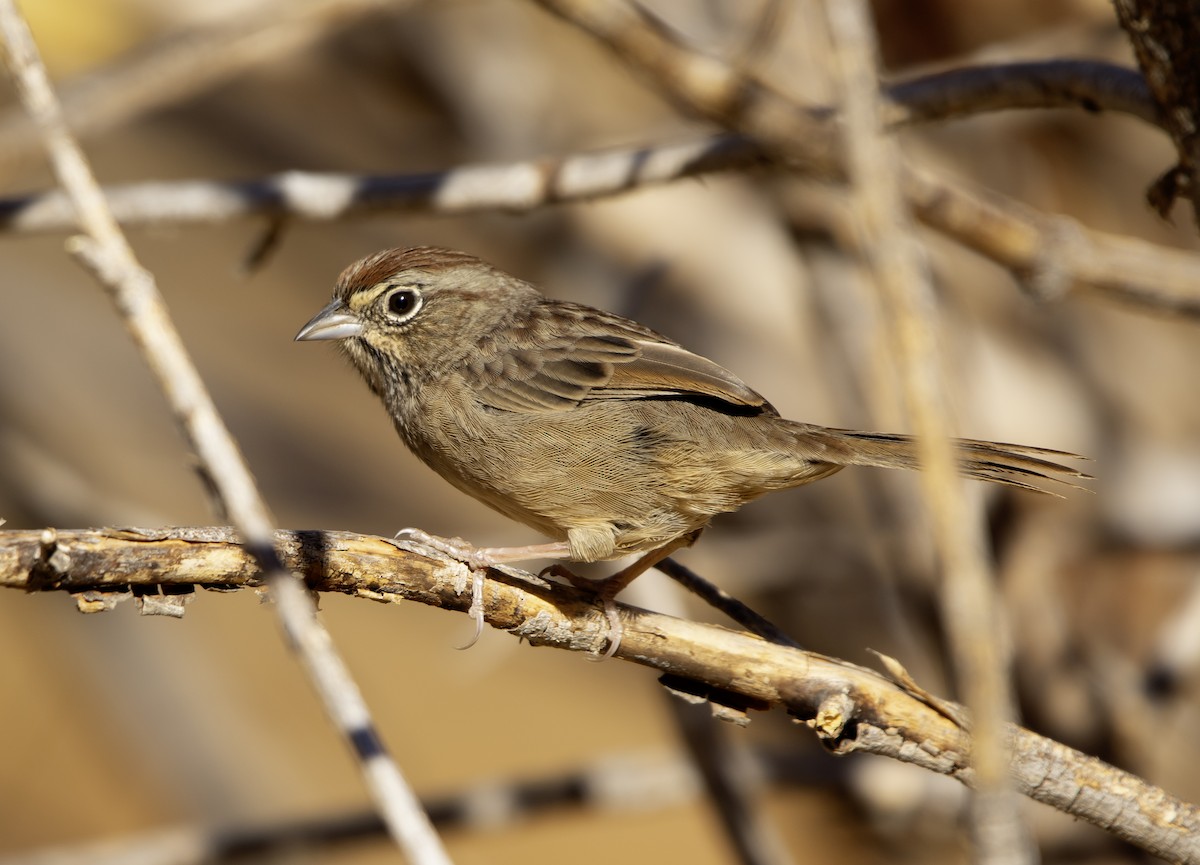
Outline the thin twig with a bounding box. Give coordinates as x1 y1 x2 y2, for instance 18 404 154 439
0 52 1193 316
631 572 796 865
657 557 802 649
0 751 704 865
0 58 1155 234
0 0 390 175
883 58 1156 126
0 745 839 865
528 0 1200 321
1 526 1197 863
0 134 770 231
0 7 450 864
3 132 1197 320
825 3 1028 863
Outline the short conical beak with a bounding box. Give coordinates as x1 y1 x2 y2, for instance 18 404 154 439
295 299 363 341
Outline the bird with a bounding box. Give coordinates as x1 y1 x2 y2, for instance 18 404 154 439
296 246 1085 656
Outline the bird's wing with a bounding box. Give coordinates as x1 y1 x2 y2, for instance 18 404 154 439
467 304 770 414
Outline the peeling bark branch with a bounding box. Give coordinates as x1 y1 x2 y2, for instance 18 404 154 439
2 526 1197 863
1112 0 1200 223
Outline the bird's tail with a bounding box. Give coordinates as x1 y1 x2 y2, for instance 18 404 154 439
796 425 1089 494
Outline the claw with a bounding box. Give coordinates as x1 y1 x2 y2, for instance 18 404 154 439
586 597 623 661
544 566 622 661
394 527 474 562
455 569 486 650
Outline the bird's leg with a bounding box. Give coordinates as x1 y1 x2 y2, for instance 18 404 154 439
394 528 571 647
394 528 571 569
552 529 704 660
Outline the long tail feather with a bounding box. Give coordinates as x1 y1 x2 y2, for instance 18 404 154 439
804 427 1089 495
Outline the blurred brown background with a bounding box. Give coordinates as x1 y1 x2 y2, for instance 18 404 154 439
2 1 1199 863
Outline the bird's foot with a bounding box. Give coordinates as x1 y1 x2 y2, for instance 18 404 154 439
393 528 488 649
394 528 484 570
541 564 624 661
395 529 574 649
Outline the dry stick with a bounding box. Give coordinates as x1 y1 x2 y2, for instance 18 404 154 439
4 155 1198 323
4 152 1198 323
0 7 451 865
0 0 389 175
657 557 801 649
633 570 797 865
3 526 1199 863
826 3 1029 864
2 68 1194 321
0 744 832 865
883 58 1158 126
0 59 1154 232
0 134 771 231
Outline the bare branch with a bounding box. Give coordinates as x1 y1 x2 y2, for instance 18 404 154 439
0 753 703 865
0 0 390 174
0 6 450 863
3 135 1196 321
0 49 1188 317
528 0 1200 321
0 135 771 231
884 59 1156 126
1 526 1198 863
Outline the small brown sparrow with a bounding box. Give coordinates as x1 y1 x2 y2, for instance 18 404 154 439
297 247 1084 656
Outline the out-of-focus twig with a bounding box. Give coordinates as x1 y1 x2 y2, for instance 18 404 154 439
0 749 708 865
0 49 1190 315
0 56 1154 233
0 7 451 864
0 0 390 176
883 58 1156 126
0 134 771 231
1 526 1198 863
3 136 1199 319
528 0 1200 320
824 3 1029 863
657 557 801 648
628 572 796 865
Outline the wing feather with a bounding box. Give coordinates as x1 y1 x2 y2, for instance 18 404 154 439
468 303 771 414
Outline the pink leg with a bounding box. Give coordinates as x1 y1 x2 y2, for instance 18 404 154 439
560 529 704 660
394 528 570 569
394 529 572 649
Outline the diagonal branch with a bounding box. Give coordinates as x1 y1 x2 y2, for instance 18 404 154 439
0 6 450 863
1 526 1197 863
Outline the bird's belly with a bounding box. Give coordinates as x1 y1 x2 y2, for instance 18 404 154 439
400 397 815 558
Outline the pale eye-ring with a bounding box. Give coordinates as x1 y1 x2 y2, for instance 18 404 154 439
385 286 423 321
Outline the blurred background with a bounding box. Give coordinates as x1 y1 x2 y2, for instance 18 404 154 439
2 1 1199 863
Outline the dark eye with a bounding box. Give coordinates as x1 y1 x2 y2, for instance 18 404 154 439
385 287 423 321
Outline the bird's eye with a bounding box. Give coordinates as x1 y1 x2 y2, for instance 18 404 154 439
385 287 423 322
